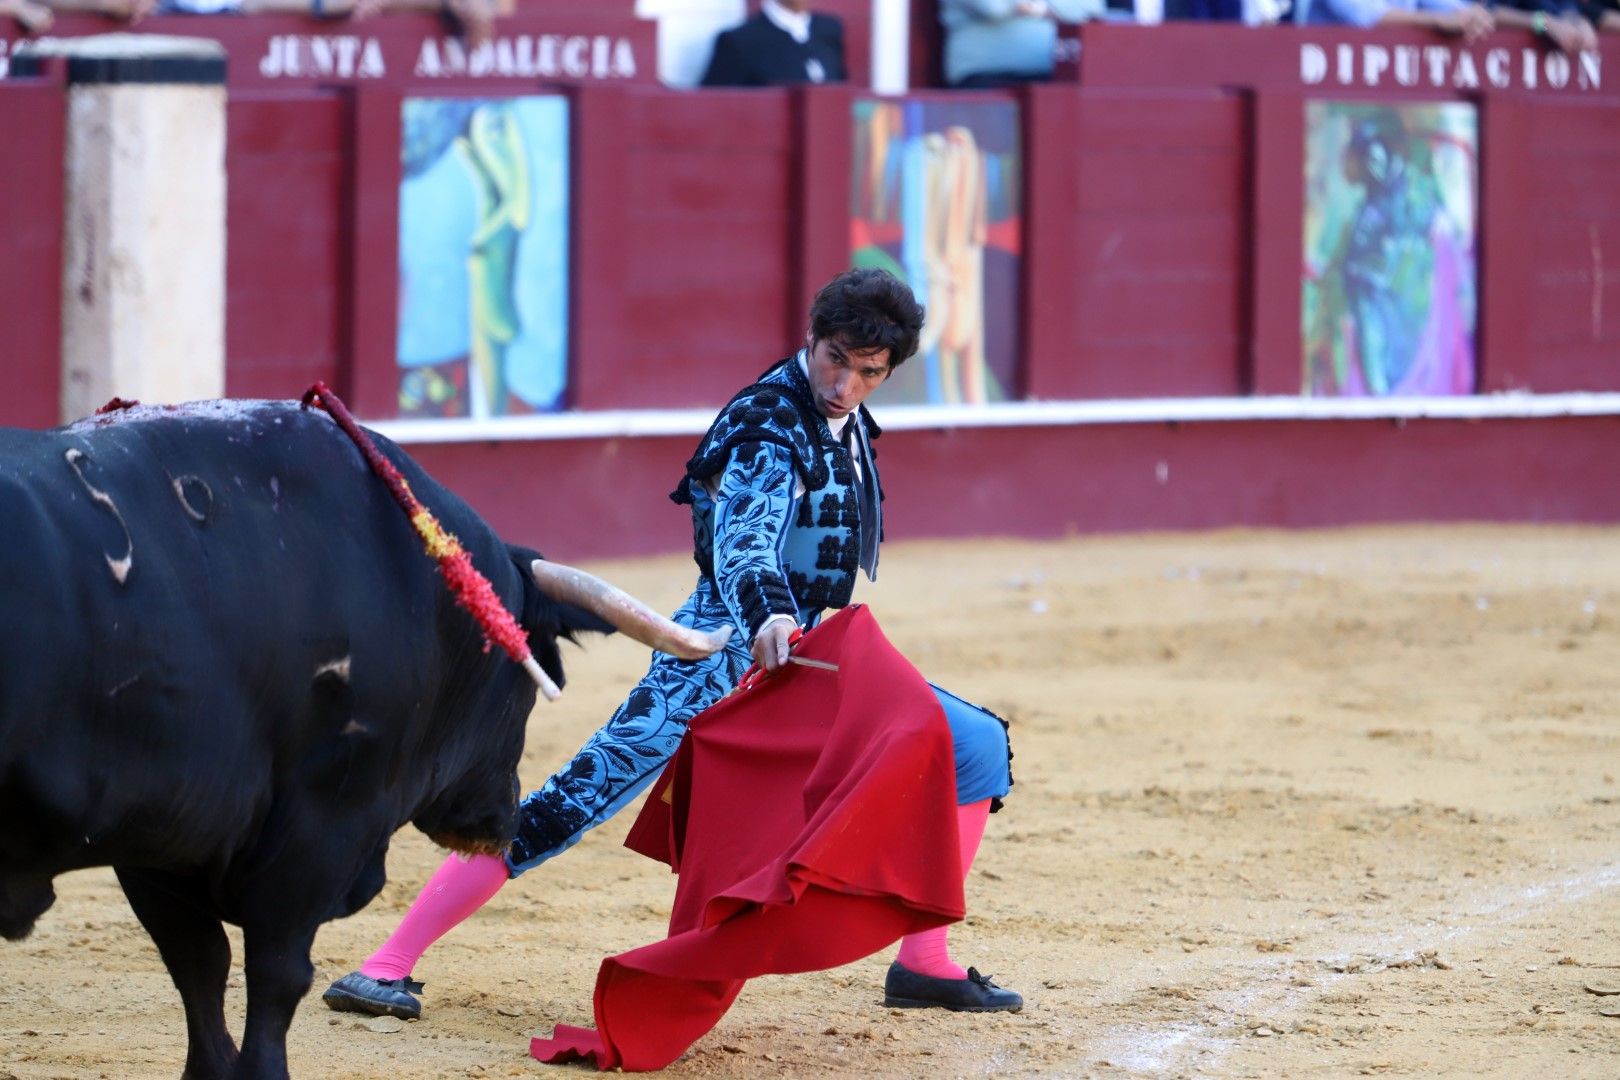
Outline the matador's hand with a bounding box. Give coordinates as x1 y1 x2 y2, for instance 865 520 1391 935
751 619 797 673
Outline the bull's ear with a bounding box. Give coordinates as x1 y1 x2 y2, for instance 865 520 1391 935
508 546 617 641
525 594 615 696
547 600 619 640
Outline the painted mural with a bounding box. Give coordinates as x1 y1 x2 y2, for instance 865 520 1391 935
1303 101 1477 397
851 98 1022 406
397 95 569 419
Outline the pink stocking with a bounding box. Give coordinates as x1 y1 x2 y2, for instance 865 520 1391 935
895 798 991 979
361 852 510 980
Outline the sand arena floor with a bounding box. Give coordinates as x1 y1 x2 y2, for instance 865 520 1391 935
3 525 1619 1079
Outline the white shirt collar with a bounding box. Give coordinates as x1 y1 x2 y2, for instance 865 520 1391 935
761 0 812 44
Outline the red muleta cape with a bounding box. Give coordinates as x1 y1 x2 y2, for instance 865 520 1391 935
530 605 964 1071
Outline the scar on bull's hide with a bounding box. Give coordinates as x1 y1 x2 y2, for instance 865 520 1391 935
171 475 214 523
63 448 134 585
314 656 351 682
313 658 364 734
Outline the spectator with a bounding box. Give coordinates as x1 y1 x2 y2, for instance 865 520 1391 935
29 0 156 22
699 0 846 86
156 0 241 12
940 0 1105 89
94 0 514 45
1583 0 1620 29
1163 0 1244 17
314 0 510 43
2 0 53 30
1293 0 1495 37
1489 0 1598 49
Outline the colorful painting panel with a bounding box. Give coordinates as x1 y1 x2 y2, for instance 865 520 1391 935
397 95 570 419
1303 101 1477 397
851 98 1022 406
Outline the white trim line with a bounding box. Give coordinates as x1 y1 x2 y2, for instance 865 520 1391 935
370 392 1620 445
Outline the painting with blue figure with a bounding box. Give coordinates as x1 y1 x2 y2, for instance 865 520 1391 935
850 97 1022 406
397 95 571 419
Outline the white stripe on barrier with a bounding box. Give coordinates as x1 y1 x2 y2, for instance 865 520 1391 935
370 392 1620 445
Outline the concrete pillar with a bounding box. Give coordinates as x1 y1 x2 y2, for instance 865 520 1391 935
11 35 227 423
871 0 910 94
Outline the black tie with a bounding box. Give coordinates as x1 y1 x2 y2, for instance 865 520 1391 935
841 422 879 577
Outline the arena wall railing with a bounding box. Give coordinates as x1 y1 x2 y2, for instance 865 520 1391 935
3 17 1618 558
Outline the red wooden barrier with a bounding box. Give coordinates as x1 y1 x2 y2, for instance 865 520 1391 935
225 90 352 401
1484 96 1620 392
572 85 799 410
1025 86 1249 399
0 76 64 429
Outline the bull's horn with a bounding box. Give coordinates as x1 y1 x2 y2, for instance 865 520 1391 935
521 656 562 702
530 560 733 660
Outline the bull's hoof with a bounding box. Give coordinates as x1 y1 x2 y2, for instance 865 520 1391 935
321 971 424 1021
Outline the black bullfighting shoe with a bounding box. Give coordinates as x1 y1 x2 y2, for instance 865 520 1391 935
321 972 425 1021
883 962 1023 1013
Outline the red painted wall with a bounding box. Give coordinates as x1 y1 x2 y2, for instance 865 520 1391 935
0 78 64 429
225 91 352 401
909 0 944 89
1026 86 1250 399
1480 96 1620 393
572 86 799 410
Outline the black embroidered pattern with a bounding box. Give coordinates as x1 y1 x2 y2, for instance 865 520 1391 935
734 569 798 639
990 710 1014 813
674 355 886 626
830 442 856 483
815 532 859 574
815 488 859 530
788 569 854 612
507 583 752 872
670 358 831 506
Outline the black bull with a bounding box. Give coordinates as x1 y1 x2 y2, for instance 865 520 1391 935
0 400 681 1078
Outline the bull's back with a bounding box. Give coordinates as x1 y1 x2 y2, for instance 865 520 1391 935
0 402 515 876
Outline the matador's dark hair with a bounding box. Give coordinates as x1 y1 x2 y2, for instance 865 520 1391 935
808 268 926 370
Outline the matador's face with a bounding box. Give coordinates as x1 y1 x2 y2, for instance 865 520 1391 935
805 336 891 420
